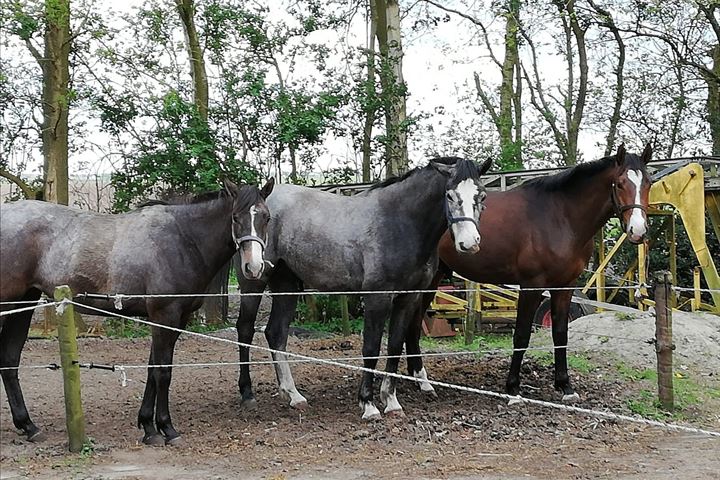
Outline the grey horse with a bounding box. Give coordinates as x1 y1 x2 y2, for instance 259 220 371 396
0 179 273 445
235 157 491 420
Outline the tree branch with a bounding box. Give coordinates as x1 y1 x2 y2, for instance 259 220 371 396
419 0 502 69
0 167 38 199
473 72 500 129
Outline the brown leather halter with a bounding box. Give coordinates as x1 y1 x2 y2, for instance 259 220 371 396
611 181 647 233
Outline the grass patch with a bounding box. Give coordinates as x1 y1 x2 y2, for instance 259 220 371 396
421 333 517 358
103 318 150 338
616 362 720 420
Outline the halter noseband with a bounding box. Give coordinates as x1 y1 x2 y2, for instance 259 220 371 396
235 234 266 250
611 182 647 231
231 217 267 251
444 199 480 228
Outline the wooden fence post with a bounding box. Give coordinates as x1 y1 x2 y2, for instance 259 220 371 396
652 271 674 411
54 285 87 452
464 282 480 345
339 295 350 336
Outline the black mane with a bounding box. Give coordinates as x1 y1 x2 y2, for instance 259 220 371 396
136 186 261 209
366 156 477 191
522 155 633 193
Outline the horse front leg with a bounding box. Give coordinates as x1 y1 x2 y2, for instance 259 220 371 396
358 294 391 421
405 288 441 398
550 289 578 402
381 293 422 416
265 294 307 409
236 283 264 409
0 290 43 441
139 308 188 446
506 289 543 397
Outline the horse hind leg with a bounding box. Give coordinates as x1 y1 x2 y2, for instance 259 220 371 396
0 289 43 441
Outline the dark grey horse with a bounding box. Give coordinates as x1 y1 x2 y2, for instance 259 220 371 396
0 179 273 445
235 157 491 420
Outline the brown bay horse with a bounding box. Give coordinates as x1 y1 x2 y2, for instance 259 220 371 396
409 144 652 402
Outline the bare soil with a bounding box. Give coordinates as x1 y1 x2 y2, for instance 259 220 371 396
1 327 719 479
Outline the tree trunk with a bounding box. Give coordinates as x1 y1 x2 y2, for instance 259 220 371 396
561 0 588 166
362 1 378 183
42 0 71 205
588 0 625 157
707 45 720 156
176 0 226 324
176 0 209 121
498 0 521 170
374 0 408 178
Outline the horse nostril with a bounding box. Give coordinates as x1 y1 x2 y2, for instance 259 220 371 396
459 241 467 251
244 263 252 275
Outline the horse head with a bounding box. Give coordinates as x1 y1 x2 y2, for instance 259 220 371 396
224 178 275 280
611 143 652 244
431 157 492 254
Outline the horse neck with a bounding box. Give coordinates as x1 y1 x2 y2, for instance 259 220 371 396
374 168 448 253
556 168 616 244
175 198 236 274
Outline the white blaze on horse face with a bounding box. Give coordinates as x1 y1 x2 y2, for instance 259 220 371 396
626 170 647 242
240 205 264 279
450 179 481 254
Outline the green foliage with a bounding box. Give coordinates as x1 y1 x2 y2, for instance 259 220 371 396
110 91 258 211
617 362 720 420
295 295 363 332
80 437 95 458
103 318 150 338
8 2 41 40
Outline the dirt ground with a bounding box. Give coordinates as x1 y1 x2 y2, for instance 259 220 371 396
1 323 720 480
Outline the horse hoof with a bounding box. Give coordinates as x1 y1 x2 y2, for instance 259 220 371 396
165 435 183 447
507 395 523 406
384 408 405 418
421 388 438 399
240 398 258 410
27 429 45 443
290 400 308 410
142 433 166 447
361 402 382 421
562 392 580 403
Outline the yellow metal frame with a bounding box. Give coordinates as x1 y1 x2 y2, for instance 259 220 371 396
650 164 720 311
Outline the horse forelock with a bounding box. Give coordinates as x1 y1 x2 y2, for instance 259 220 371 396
448 157 481 184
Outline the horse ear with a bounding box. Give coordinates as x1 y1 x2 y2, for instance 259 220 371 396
260 177 275 199
430 160 454 176
614 143 627 165
478 158 492 175
640 142 652 164
222 178 239 198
